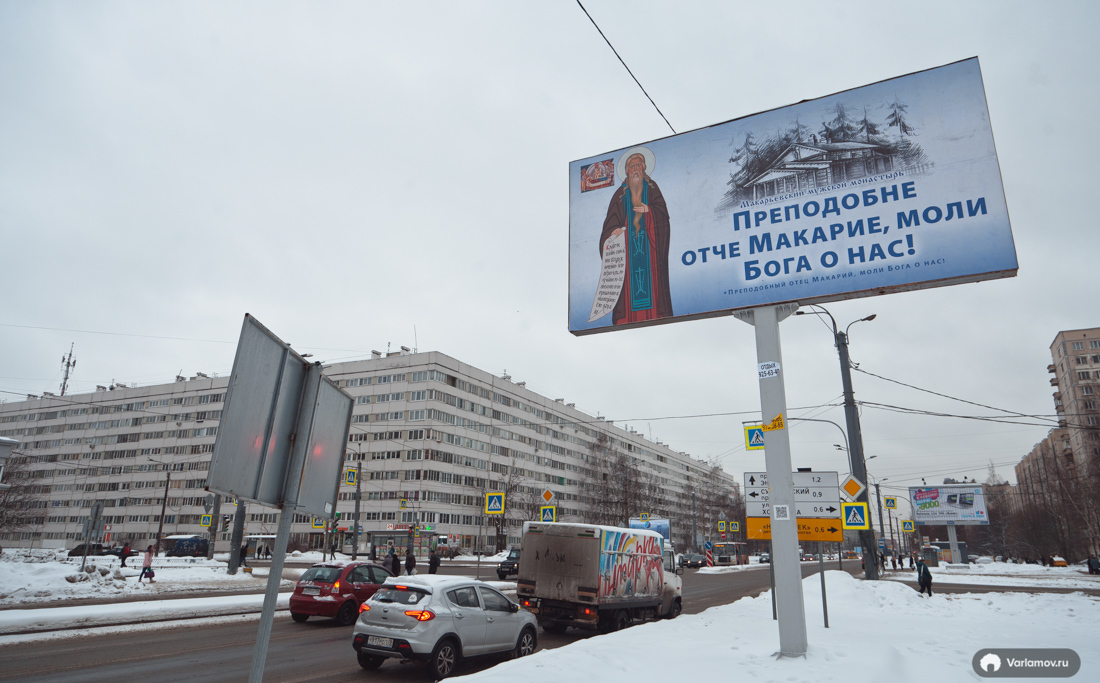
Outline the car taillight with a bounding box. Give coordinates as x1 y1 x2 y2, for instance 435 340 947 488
404 610 435 621
333 580 340 592
359 603 371 613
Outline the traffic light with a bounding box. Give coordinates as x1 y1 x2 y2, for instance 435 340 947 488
334 511 341 521
222 515 230 532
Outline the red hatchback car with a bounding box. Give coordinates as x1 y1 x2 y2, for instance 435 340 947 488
290 562 395 625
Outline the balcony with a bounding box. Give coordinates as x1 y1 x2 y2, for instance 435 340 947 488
1050 378 1060 386
1048 364 1056 373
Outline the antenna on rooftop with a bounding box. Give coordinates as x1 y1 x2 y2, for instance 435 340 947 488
60 344 76 396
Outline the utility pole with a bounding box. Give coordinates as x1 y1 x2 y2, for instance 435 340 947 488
207 494 222 560
874 482 886 563
155 471 171 555
834 326 880 580
59 344 76 396
228 499 246 574
691 489 698 553
352 462 362 560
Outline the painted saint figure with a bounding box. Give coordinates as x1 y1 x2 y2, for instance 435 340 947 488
599 147 673 325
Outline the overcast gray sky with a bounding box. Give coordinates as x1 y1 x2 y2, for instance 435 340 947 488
2 1 1096 510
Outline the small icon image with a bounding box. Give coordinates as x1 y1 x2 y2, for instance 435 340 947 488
980 653 1001 672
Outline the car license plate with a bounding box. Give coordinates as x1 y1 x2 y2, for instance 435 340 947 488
367 636 393 648
303 587 320 596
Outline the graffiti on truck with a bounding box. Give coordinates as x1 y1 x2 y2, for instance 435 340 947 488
598 531 663 598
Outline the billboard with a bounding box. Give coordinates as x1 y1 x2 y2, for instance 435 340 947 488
629 516 671 541
568 58 1016 335
909 485 990 526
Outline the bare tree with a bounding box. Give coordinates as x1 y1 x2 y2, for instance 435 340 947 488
0 450 49 541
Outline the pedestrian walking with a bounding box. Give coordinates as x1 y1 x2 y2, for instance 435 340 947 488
120 543 131 568
405 548 417 576
387 549 399 577
1087 554 1099 575
428 548 440 574
240 544 248 568
891 555 897 571
138 545 155 583
917 557 933 597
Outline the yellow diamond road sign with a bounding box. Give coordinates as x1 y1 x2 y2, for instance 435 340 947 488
541 489 555 504
840 475 866 501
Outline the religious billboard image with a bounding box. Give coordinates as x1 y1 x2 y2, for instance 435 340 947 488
909 485 991 526
568 57 1017 335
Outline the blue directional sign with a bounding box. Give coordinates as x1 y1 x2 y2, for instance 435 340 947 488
540 505 556 522
484 492 505 515
841 502 870 530
704 541 713 550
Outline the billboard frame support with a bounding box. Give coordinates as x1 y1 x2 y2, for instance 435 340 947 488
248 363 322 683
733 303 808 658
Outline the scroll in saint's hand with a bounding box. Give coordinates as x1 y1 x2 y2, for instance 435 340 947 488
588 230 627 322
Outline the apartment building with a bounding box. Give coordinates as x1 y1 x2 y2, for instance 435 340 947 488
0 350 739 552
1048 327 1100 479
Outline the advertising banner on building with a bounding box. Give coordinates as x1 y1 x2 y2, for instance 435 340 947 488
568 58 1017 335
909 485 990 526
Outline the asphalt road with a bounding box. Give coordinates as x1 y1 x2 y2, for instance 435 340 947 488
0 562 1070 682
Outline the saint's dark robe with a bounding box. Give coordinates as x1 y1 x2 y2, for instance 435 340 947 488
599 177 673 325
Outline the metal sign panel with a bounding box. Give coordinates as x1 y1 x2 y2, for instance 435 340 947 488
294 372 354 519
540 505 556 522
201 514 212 527
884 496 897 509
628 517 672 540
485 492 505 515
718 520 726 532
841 502 870 529
745 517 843 542
744 426 765 450
207 315 308 507
909 485 990 525
840 474 866 501
346 469 357 486
744 471 841 518
568 58 1015 336
901 520 915 532
730 521 740 533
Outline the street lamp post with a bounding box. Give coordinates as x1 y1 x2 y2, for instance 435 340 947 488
796 305 879 580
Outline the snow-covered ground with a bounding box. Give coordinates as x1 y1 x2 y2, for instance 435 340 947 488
880 560 1100 590
460 570 1099 682
0 548 297 606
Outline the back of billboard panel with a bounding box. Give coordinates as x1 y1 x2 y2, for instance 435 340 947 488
568 58 1017 335
910 485 990 526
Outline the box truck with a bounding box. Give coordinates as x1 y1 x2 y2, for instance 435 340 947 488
516 521 682 633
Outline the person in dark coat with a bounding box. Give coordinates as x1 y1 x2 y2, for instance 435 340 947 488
121 543 131 568
387 549 400 577
405 549 417 576
428 549 440 574
916 558 933 597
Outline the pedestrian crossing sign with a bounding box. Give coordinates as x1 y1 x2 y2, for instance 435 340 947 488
201 514 212 527
540 505 556 522
884 496 897 510
902 520 915 533
485 492 505 515
718 521 726 532
841 502 870 530
312 517 325 529
730 521 740 532
745 425 765 450
640 513 650 522
345 469 357 486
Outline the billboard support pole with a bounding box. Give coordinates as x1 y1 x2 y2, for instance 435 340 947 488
248 363 321 683
734 304 808 657
947 525 961 565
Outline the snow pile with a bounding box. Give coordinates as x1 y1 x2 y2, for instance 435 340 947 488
880 560 1100 590
460 570 1100 682
0 548 294 606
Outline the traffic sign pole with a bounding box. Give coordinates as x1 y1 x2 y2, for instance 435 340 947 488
734 303 807 657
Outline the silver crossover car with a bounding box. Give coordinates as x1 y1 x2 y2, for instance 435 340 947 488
351 574 538 678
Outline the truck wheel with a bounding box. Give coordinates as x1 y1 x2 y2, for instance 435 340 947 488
667 599 682 619
291 613 308 623
541 621 566 634
615 611 630 631
429 638 459 679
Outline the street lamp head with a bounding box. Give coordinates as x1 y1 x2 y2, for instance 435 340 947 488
863 314 877 322
867 455 878 460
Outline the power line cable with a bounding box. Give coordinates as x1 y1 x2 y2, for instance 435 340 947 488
576 0 676 135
